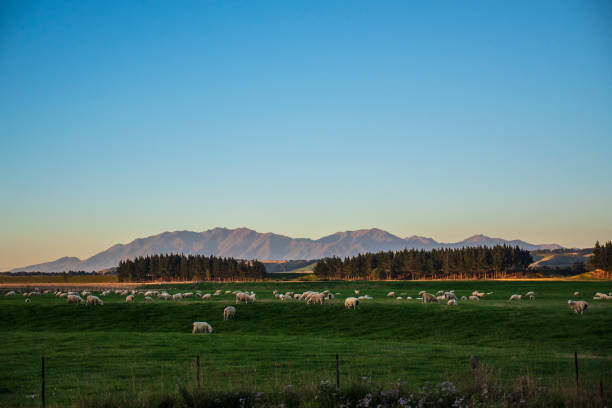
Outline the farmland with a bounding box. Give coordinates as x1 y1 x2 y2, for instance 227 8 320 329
0 281 611 407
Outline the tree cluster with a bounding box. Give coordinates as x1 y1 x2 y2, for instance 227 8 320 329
589 241 612 271
313 245 533 280
117 254 267 282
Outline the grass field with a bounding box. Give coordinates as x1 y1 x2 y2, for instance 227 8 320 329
1 281 611 407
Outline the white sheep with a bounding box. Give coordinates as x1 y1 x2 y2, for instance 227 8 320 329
345 297 359 310
447 299 458 306
182 292 193 298
214 290 222 296
235 292 255 304
387 292 395 297
568 300 588 314
201 294 212 300
307 293 325 305
573 291 580 297
87 295 104 306
126 295 134 303
468 295 480 301
406 296 413 300
525 291 535 297
509 294 522 301
354 290 359 295
396 296 403 300
472 291 485 297
25 298 31 303
144 296 153 303
5 291 16 296
192 321 213 334
172 293 183 301
422 293 438 304
461 296 468 301
224 306 236 320
67 294 84 304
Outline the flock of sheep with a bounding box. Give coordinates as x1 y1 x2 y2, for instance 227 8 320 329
3 286 610 333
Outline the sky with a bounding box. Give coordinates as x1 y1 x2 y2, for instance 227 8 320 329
1 1 611 270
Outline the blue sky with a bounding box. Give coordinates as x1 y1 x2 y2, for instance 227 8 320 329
1 1 611 270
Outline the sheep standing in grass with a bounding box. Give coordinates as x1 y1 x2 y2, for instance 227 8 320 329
67 294 84 304
192 322 213 334
525 291 535 298
126 295 134 303
472 291 485 298
201 294 212 300
5 291 16 296
183 293 193 298
354 290 359 295
307 293 325 305
387 292 395 297
87 295 104 306
345 297 359 310
422 293 438 304
25 298 31 304
461 296 468 301
235 292 255 304
214 290 222 296
509 294 522 301
568 300 588 314
469 295 480 301
447 299 457 306
224 306 236 320
396 297 403 300
144 296 153 303
172 293 183 301
573 291 580 297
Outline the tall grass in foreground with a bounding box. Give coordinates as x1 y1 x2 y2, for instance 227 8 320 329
80 366 611 408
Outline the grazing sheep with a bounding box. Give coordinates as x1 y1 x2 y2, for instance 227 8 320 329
144 296 153 303
345 297 359 310
396 297 403 300
159 292 171 301
418 290 427 296
573 291 580 297
422 293 438 304
595 294 612 300
67 294 84 304
568 300 588 314
182 292 193 298
25 298 31 303
285 292 294 298
192 322 213 334
5 291 16 296
469 295 480 301
224 306 236 320
126 295 134 303
202 294 212 300
436 290 444 296
406 296 413 300
273 290 278 295
461 296 468 301
87 295 104 306
235 292 255 304
307 293 325 305
354 290 359 295
509 294 522 301
472 291 485 298
486 292 494 295
387 292 395 297
528 295 535 300
81 291 90 297
525 291 535 297
447 299 458 306
172 293 183 301
444 292 458 301
436 295 446 301
214 290 222 296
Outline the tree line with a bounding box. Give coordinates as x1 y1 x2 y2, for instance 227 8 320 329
589 241 612 271
313 245 533 280
117 254 267 282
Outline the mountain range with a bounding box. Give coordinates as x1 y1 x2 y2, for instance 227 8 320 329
10 228 563 272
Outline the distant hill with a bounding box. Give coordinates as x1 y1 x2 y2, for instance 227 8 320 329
11 227 564 272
